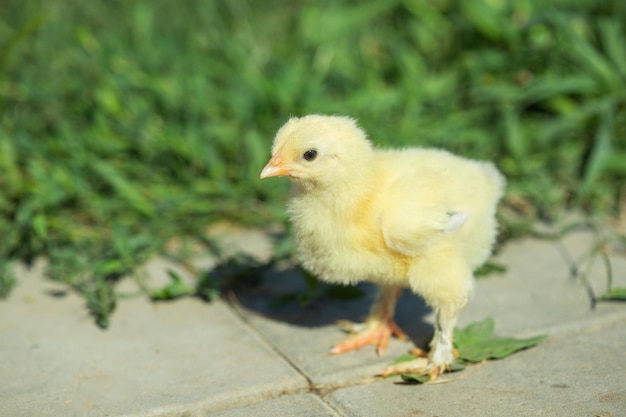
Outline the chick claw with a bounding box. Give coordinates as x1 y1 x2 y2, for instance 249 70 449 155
380 357 447 380
380 347 460 380
329 318 408 356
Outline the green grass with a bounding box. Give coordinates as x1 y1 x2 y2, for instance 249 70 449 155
1 0 625 326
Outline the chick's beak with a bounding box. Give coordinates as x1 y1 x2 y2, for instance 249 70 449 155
260 154 290 179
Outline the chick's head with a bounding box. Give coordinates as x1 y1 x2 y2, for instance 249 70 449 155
260 115 373 189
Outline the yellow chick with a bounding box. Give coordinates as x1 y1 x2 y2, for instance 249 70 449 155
260 115 505 379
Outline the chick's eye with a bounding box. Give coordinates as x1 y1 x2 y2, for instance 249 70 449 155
303 149 318 161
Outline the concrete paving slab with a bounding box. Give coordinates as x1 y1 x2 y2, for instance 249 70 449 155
0 260 308 417
204 394 340 417
1 225 624 417
461 230 626 337
231 272 425 387
230 229 626 389
326 318 626 417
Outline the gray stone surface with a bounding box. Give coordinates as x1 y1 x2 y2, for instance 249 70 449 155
0 261 308 417
1 226 625 417
326 320 626 417
232 284 421 387
460 230 626 337
230 229 626 388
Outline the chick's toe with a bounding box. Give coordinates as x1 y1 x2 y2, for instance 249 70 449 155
330 285 408 356
330 316 408 356
380 357 448 380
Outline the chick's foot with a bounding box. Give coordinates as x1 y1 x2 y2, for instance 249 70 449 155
380 346 459 380
380 357 447 380
329 317 408 356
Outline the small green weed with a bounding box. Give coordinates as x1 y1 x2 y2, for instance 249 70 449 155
396 317 547 384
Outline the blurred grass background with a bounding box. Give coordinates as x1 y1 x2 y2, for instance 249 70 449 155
1 0 625 326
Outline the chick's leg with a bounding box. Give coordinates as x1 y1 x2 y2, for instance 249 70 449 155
382 251 471 379
381 302 464 379
330 286 407 356
428 304 460 375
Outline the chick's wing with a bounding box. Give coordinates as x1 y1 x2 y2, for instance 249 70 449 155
379 177 466 257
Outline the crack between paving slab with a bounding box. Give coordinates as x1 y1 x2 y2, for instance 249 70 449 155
225 292 320 393
225 292 315 378
225 292 384 403
129 385 312 417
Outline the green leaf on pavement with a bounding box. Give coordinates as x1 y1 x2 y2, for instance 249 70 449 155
455 317 546 362
598 287 626 301
395 317 546 384
457 335 547 362
401 373 431 384
453 316 495 346
474 261 508 277
150 270 194 300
